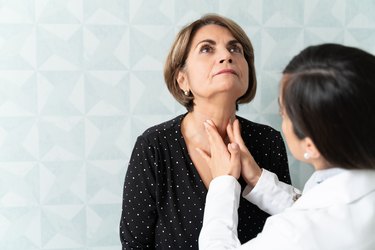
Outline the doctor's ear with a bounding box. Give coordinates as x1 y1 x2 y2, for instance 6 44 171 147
303 137 321 160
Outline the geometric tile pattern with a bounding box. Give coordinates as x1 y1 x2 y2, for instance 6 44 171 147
0 0 374 249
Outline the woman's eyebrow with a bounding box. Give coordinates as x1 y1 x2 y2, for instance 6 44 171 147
194 39 241 49
228 39 241 45
194 39 216 49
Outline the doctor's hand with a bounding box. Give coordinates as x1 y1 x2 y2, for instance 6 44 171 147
227 119 262 188
195 120 241 179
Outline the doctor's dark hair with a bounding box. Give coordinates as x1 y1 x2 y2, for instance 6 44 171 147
164 14 256 112
281 43 375 170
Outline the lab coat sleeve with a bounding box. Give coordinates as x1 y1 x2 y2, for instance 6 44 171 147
199 174 302 250
199 175 242 250
242 169 301 215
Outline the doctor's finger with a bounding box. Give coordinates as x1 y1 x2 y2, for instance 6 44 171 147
204 120 227 151
232 119 246 147
195 147 210 164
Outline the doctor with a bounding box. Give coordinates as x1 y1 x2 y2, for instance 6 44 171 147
198 43 375 250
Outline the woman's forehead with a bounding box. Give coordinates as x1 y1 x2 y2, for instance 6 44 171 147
191 24 234 44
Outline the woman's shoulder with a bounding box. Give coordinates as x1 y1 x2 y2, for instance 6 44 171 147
140 114 184 140
236 115 281 136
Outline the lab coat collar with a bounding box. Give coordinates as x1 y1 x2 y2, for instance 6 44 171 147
292 169 375 209
302 167 345 194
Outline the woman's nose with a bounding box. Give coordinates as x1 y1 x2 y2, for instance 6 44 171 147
219 49 233 64
219 58 233 63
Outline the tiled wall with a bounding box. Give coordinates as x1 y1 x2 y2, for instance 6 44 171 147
1 0 374 249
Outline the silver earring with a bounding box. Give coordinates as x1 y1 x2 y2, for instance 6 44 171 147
184 90 189 96
303 152 311 160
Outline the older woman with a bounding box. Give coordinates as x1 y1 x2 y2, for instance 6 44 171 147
199 43 375 249
120 14 291 249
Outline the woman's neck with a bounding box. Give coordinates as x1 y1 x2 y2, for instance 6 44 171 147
181 106 236 149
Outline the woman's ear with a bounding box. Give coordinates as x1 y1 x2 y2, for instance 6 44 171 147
303 137 331 170
303 137 321 159
177 71 188 91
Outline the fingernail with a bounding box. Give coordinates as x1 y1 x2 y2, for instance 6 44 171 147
203 121 209 129
206 119 214 126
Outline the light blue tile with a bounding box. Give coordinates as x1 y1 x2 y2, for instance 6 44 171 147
1 1 375 249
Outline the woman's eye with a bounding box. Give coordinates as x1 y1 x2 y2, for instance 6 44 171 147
229 45 242 54
200 45 213 53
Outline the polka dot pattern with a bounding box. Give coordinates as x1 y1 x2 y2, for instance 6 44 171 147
120 114 291 249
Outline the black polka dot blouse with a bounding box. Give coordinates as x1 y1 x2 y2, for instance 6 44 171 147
120 114 291 249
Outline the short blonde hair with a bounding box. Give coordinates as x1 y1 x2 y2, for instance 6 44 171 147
164 14 257 111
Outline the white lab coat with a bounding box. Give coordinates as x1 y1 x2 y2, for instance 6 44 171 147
199 169 375 250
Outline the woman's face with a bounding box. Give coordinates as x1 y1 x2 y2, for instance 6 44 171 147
280 75 326 169
178 24 249 105
279 77 305 162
